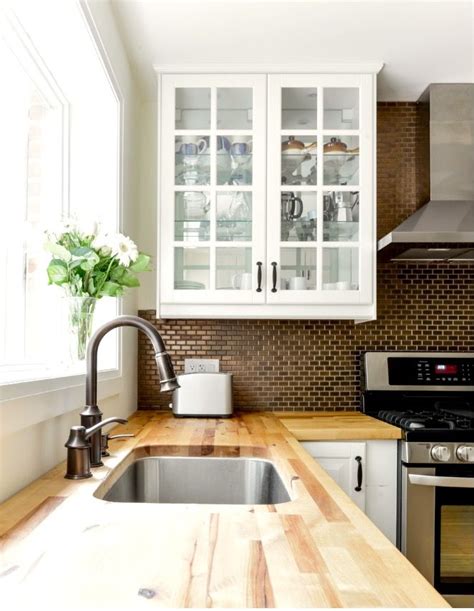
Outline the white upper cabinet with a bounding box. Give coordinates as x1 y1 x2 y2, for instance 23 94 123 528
158 69 378 320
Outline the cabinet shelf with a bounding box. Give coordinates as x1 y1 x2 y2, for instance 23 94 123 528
323 221 359 241
324 151 359 157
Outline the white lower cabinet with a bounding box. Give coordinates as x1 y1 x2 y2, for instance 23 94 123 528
301 440 398 544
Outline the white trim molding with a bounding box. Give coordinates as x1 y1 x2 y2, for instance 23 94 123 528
0 372 123 438
154 62 385 75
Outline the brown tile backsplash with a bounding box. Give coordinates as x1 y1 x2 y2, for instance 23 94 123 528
138 103 474 412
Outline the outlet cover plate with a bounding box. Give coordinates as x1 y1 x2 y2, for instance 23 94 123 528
184 358 220 374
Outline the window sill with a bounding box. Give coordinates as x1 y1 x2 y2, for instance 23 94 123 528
0 369 125 438
0 366 120 402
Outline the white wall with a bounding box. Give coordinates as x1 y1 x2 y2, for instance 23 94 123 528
0 0 141 503
137 100 158 310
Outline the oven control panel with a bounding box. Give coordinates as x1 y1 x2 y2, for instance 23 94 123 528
402 441 474 464
388 357 474 386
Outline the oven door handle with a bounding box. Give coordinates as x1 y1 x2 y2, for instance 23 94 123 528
409 474 474 488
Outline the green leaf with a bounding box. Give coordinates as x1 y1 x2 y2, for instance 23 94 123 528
93 271 106 286
44 241 71 262
117 270 140 288
129 253 151 273
71 246 93 257
69 259 83 270
110 265 127 281
47 259 68 284
87 276 95 295
99 281 123 297
80 256 100 272
74 249 100 271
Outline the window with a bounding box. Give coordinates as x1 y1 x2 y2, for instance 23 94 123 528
0 4 121 384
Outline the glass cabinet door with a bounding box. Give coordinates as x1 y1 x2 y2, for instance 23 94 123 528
160 75 266 304
267 74 373 305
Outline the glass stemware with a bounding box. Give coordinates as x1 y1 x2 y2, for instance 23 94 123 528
229 141 252 185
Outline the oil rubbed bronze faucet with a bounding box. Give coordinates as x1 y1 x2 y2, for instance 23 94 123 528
65 417 128 480
78 315 179 469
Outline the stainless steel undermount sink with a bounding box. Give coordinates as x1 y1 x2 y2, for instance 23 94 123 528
97 456 291 505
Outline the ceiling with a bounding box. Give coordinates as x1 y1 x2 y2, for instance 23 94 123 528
108 0 474 101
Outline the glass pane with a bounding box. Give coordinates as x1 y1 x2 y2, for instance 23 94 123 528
217 136 252 185
324 136 359 186
174 192 210 241
324 87 359 130
175 88 210 129
281 136 317 186
282 88 317 130
175 136 210 185
216 136 231 185
174 247 209 290
216 192 252 242
217 88 252 129
323 191 359 241
216 247 252 290
323 247 359 290
281 191 317 242
440 506 474 585
280 248 316 291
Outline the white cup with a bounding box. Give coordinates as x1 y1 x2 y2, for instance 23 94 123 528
178 137 208 155
183 192 208 219
232 272 252 290
289 276 307 290
323 282 337 290
230 137 252 154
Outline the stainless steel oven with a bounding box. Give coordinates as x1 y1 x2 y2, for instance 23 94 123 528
401 444 474 608
362 352 474 607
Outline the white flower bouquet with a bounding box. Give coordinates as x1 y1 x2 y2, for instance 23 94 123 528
44 220 150 297
44 220 151 360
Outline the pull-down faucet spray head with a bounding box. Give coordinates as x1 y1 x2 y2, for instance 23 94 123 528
155 351 180 392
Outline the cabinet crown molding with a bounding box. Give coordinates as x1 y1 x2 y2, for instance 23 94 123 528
153 62 384 75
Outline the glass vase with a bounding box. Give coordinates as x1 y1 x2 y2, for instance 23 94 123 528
67 296 97 361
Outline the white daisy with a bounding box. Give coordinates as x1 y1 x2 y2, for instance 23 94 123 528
92 233 113 256
111 233 139 267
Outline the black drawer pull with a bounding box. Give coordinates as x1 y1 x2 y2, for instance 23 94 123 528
354 456 363 492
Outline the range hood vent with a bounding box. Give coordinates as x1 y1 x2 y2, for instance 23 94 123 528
378 84 474 261
391 247 474 263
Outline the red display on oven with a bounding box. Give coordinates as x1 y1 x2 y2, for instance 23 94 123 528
434 364 458 375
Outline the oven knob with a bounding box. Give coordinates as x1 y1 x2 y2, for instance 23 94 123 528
456 445 474 463
430 445 451 462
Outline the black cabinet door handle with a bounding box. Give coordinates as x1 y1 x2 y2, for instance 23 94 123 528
256 262 262 292
271 262 277 292
354 456 363 492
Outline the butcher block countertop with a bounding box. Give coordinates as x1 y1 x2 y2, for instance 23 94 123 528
0 411 445 609
276 411 402 441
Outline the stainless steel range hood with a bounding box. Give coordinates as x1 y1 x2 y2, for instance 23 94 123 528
378 84 474 262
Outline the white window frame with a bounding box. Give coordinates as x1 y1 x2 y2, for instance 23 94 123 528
0 8 69 372
0 3 125 401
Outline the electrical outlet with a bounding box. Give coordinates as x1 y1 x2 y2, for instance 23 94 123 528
184 358 220 374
